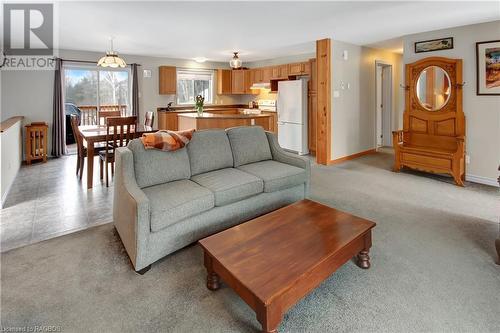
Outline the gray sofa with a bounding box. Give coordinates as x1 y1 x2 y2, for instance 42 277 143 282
113 126 310 273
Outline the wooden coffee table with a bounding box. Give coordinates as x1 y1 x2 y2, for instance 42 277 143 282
199 199 376 332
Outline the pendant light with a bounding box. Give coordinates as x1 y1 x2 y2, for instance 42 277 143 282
97 37 126 68
229 52 242 69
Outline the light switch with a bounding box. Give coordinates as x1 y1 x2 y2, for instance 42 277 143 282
342 50 348 60
143 69 152 78
340 81 345 90
333 90 340 98
347 83 351 89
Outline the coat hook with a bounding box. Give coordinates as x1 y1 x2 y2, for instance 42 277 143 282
455 82 466 87
399 84 410 90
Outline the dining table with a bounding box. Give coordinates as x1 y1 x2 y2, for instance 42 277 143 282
79 124 157 189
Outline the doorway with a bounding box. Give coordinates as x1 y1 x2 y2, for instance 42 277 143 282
375 61 392 148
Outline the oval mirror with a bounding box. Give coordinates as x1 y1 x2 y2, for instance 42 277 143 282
416 66 451 111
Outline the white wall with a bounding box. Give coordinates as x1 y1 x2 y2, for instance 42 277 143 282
247 52 316 68
1 49 244 156
330 40 403 160
1 118 23 207
403 20 500 184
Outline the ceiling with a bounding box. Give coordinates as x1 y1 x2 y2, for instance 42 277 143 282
55 1 500 61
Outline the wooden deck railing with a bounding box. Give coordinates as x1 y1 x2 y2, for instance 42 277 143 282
77 105 127 125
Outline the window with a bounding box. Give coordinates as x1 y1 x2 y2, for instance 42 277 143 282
176 69 214 105
63 65 131 115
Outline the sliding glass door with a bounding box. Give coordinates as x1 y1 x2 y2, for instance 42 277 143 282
63 65 131 124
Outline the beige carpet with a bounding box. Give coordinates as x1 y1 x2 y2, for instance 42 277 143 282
1 150 499 332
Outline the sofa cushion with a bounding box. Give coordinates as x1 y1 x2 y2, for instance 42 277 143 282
143 179 214 232
238 160 306 193
128 139 191 188
226 126 272 167
191 168 263 206
187 129 234 176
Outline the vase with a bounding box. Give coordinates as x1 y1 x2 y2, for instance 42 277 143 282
196 106 203 116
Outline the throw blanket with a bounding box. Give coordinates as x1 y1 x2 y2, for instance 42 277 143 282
140 129 195 151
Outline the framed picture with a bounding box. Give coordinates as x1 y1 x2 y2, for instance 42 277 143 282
415 37 454 53
476 40 500 95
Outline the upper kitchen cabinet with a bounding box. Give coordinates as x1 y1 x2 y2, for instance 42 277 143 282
245 70 255 94
308 58 317 93
271 64 288 79
217 69 232 94
159 66 177 95
279 64 289 78
262 67 272 83
288 62 310 76
231 69 246 94
253 68 263 83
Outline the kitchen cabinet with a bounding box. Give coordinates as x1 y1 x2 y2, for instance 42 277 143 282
217 69 232 94
271 64 288 79
245 70 255 94
288 62 310 76
262 67 272 83
308 58 317 153
253 68 263 83
308 93 317 153
231 70 246 94
272 66 281 79
308 58 317 93
159 66 177 95
158 112 178 130
262 111 278 134
279 64 288 78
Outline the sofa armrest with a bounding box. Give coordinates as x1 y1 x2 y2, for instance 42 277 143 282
265 131 311 197
114 147 151 271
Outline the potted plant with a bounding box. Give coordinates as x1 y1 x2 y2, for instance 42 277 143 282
195 95 205 116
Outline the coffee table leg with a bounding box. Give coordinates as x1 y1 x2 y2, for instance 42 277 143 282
204 252 220 291
257 304 281 333
207 272 220 291
356 250 371 269
356 231 372 269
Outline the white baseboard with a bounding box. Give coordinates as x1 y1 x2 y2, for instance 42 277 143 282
466 174 499 187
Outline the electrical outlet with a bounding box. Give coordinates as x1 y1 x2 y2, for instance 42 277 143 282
465 155 470 164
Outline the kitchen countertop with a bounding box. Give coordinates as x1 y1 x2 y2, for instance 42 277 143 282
177 112 271 119
157 104 247 112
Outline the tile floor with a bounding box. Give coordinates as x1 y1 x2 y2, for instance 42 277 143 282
0 155 113 252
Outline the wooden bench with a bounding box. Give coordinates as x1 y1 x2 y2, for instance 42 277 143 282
393 57 465 186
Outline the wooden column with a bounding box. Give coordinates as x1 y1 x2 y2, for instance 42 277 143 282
316 38 331 165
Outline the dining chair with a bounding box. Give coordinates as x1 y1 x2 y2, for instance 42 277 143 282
144 111 154 127
70 114 107 179
99 110 122 125
99 116 137 187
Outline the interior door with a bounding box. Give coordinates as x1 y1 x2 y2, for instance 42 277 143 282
376 66 383 147
382 65 392 146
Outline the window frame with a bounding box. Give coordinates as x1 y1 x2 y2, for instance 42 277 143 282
62 63 132 115
176 68 215 105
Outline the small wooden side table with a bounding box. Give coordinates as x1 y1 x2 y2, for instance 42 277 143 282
25 122 48 165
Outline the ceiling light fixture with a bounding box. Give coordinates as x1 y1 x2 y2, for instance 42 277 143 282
97 37 126 68
194 57 208 63
229 52 242 69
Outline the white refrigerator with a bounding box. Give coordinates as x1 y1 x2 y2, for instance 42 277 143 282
277 79 309 155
